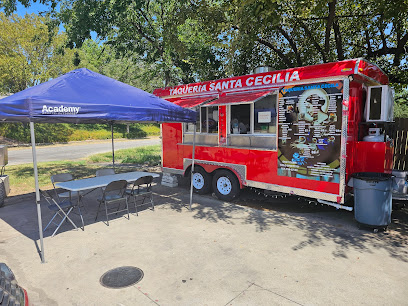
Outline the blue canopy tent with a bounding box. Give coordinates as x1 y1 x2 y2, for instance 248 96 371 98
0 68 197 262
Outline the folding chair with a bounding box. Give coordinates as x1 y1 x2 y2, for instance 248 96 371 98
51 173 86 211
96 168 116 192
40 189 84 237
96 168 115 177
95 180 130 226
51 173 74 200
126 176 154 216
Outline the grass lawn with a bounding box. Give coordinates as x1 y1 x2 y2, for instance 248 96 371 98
88 145 161 164
7 145 161 196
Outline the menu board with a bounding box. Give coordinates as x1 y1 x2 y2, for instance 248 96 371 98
277 81 343 183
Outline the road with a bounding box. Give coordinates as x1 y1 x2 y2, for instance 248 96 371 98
7 138 161 165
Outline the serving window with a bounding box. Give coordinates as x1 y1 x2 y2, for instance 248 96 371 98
182 92 278 149
228 94 277 135
183 105 219 146
254 94 277 134
200 106 219 134
227 93 278 149
230 104 250 134
183 105 219 134
184 106 200 133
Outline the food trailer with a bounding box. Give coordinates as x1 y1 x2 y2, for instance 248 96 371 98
153 59 395 209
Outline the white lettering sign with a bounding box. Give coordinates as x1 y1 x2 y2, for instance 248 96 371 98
258 111 272 123
42 105 81 115
169 70 300 95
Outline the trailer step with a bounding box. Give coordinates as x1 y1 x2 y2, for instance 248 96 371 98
317 199 353 211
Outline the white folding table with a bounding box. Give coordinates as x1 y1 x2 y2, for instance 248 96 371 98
55 171 159 192
55 171 160 226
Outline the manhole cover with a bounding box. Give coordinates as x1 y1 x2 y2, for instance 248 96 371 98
100 266 144 289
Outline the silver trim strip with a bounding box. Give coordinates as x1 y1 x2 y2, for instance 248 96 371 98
177 142 277 152
354 58 361 74
246 180 340 202
338 78 349 204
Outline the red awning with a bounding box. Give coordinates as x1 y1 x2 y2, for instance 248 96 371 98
166 95 217 108
205 90 275 106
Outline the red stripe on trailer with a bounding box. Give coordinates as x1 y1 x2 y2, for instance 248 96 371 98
206 90 275 106
166 95 217 108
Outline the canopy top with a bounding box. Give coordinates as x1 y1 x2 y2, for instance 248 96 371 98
0 68 196 124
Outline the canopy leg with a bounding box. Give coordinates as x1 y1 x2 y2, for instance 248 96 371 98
30 122 45 263
111 123 115 169
189 124 197 210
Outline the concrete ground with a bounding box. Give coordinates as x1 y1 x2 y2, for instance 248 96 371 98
0 179 407 305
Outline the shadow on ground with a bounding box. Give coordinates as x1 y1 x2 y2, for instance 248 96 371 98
1 173 407 263
174 176 408 262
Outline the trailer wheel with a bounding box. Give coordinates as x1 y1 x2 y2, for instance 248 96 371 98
192 167 212 194
212 170 240 201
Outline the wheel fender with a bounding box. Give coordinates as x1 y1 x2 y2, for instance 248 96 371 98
185 164 243 189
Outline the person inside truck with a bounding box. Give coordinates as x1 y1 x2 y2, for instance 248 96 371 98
239 121 248 133
231 117 248 134
231 104 250 134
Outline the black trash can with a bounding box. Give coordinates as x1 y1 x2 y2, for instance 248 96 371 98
350 172 393 228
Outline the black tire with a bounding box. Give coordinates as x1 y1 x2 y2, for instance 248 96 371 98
192 167 212 194
0 180 5 208
212 170 240 201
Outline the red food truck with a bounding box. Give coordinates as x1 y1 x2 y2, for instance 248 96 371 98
153 59 394 209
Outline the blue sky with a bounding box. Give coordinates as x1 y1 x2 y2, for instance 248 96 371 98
10 1 99 40
14 1 52 16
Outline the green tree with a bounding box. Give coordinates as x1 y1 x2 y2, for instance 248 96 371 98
394 88 408 118
2 0 408 88
0 122 73 143
77 39 164 93
58 0 224 86
0 13 77 94
214 0 408 85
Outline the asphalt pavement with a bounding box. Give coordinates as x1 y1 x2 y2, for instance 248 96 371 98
7 137 161 165
1 182 407 305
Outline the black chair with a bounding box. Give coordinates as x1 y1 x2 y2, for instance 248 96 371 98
126 176 154 215
95 180 130 225
40 189 84 237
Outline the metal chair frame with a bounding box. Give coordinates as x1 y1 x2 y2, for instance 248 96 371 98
95 180 130 226
51 173 87 212
51 173 74 201
126 176 154 215
40 189 84 237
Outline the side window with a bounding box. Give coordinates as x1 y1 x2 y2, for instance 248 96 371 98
200 106 219 134
201 107 207 133
207 106 219 133
184 107 200 133
230 104 250 134
254 95 277 134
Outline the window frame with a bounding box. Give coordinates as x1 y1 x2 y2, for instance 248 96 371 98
183 92 278 136
184 105 219 134
183 106 200 134
228 92 278 136
253 93 278 135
